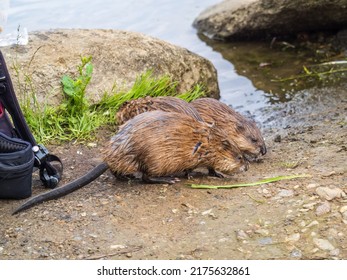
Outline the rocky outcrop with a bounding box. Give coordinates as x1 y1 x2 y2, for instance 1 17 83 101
193 0 347 41
1 29 219 105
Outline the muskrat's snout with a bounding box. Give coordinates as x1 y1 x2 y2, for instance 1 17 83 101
260 144 267 155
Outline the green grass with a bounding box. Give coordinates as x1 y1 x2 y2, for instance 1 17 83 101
19 56 206 144
190 174 311 189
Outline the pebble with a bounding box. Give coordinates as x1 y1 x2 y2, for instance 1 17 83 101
339 206 347 213
258 237 273 245
235 230 249 240
306 183 318 189
315 201 331 216
290 248 302 258
306 221 319 228
315 187 345 201
255 229 269 236
110 245 126 250
0 247 3 253
285 233 300 243
276 189 294 198
313 238 335 251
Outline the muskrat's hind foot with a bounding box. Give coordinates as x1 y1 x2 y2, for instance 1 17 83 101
142 174 179 185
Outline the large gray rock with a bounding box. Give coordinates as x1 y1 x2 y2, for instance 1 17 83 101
194 0 347 41
1 29 219 105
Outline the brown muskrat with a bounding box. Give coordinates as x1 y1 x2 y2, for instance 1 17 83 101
116 96 203 125
13 110 247 214
191 98 267 160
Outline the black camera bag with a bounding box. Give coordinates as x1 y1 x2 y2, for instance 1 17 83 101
0 49 63 199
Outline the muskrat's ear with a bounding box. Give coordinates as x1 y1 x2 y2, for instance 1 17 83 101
222 139 231 148
236 123 245 132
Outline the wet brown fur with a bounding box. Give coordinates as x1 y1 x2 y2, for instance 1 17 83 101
104 110 247 178
116 96 203 125
191 98 266 159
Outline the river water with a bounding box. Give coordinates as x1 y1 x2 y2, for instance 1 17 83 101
1 0 345 113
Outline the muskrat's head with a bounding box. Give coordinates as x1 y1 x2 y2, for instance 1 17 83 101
205 125 249 174
232 120 267 161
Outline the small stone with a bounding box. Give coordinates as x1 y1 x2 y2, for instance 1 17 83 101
258 237 273 245
126 252 132 258
87 142 97 148
313 238 335 251
290 248 302 258
89 234 98 239
276 189 294 198
303 202 317 209
306 183 318 189
0 247 3 253
110 245 126 250
306 221 319 228
80 212 87 217
339 206 347 213
255 229 269 236
235 229 249 240
201 209 213 216
285 233 300 243
172 209 179 214
315 187 345 201
315 201 331 216
330 248 340 256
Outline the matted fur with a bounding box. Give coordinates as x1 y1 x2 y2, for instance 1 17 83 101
104 110 246 178
191 98 267 159
116 96 203 125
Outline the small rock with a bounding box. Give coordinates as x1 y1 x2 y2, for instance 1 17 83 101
80 212 87 217
303 202 317 209
255 229 269 236
235 229 249 240
330 248 340 256
276 189 294 198
315 201 331 216
87 142 97 148
306 183 318 189
258 237 273 245
172 209 179 214
306 221 319 228
339 206 347 213
110 245 126 250
0 247 3 253
315 187 345 201
201 209 213 216
313 238 335 251
285 233 300 243
290 248 302 258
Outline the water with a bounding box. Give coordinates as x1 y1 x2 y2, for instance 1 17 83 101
2 0 344 113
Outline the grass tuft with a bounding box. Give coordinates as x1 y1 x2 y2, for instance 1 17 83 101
19 57 205 144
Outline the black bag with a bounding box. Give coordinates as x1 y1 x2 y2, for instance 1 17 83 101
0 50 63 199
0 132 34 198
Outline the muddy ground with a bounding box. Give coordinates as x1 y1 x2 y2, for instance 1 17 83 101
0 85 346 260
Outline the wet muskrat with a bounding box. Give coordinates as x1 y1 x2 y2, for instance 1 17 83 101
13 110 247 214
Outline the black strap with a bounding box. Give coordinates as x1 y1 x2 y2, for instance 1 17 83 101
0 50 63 188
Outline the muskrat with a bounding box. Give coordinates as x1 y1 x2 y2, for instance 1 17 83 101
116 96 203 125
191 98 267 160
116 96 266 159
13 110 247 214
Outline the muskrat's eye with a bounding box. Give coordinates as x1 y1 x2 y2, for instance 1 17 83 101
251 138 258 143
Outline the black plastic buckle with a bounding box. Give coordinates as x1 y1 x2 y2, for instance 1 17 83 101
32 144 49 167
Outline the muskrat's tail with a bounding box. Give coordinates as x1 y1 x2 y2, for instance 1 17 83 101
12 163 109 215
